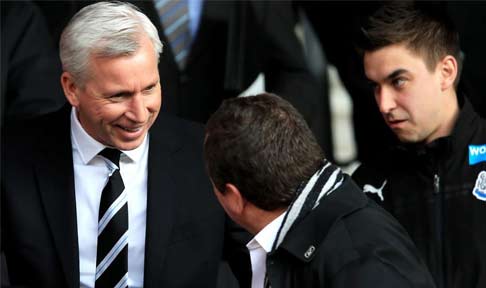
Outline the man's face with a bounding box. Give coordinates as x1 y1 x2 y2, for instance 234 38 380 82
65 36 161 150
364 44 446 144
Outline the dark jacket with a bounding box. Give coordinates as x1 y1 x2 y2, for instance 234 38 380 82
353 97 486 288
256 176 435 288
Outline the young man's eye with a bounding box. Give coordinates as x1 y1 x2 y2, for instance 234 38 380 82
392 78 406 88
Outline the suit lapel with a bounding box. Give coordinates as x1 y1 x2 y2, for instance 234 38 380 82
143 114 179 287
36 107 79 288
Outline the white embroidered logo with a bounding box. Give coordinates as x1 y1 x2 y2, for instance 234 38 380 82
473 171 486 202
363 180 387 201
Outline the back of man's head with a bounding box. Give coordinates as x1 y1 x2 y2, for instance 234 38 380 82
60 1 163 85
357 1 460 73
204 93 324 211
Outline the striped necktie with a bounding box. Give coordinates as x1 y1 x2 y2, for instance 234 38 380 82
95 148 128 288
157 0 191 69
264 272 271 288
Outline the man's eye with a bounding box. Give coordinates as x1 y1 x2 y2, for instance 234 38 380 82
108 93 127 101
144 85 155 92
392 78 406 88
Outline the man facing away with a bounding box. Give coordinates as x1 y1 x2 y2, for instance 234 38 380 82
203 93 436 288
352 2 486 288
2 2 243 287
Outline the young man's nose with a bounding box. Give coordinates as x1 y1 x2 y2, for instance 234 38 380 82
375 87 397 114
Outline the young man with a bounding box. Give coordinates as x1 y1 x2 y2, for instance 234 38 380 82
204 93 435 288
353 3 486 288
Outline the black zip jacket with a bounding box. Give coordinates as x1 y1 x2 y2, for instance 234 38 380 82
353 98 486 288
234 176 435 288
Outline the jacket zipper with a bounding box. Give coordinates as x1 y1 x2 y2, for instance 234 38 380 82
433 173 445 288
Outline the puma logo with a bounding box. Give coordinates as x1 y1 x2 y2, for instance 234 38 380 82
363 180 387 201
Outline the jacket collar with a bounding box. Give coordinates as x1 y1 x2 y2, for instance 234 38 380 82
273 176 368 263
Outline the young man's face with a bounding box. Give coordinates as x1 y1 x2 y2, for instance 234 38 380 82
364 44 447 144
63 35 161 151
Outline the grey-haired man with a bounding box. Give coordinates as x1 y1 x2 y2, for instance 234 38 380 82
2 2 241 287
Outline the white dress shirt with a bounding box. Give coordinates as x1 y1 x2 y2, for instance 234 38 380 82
70 108 148 288
246 213 286 288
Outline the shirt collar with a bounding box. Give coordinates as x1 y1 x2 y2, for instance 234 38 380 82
246 212 286 253
70 107 148 164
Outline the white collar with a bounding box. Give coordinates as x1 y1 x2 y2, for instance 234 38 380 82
246 212 286 253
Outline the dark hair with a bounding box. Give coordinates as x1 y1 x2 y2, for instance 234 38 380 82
357 1 461 72
204 93 324 211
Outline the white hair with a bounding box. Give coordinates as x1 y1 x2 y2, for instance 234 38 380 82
60 1 163 84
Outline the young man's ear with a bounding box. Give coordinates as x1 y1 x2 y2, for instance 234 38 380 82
439 55 458 91
61 71 80 107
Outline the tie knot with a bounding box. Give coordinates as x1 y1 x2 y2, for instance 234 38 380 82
99 148 122 167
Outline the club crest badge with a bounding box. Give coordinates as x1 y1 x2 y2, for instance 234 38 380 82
473 171 486 201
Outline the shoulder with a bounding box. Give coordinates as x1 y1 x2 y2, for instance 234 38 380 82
351 163 390 203
4 108 68 150
320 201 432 286
337 200 412 249
458 95 486 139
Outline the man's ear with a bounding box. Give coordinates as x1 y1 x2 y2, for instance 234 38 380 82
61 71 80 107
222 183 247 216
439 55 458 91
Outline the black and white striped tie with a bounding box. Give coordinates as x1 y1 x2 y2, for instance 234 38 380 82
95 148 128 288
156 0 191 69
264 272 271 288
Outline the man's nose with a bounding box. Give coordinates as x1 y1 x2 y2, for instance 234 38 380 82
375 87 397 114
125 94 147 123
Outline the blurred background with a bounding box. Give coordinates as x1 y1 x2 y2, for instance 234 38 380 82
2 0 486 172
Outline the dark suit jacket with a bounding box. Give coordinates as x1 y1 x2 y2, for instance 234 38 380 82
1 106 231 287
